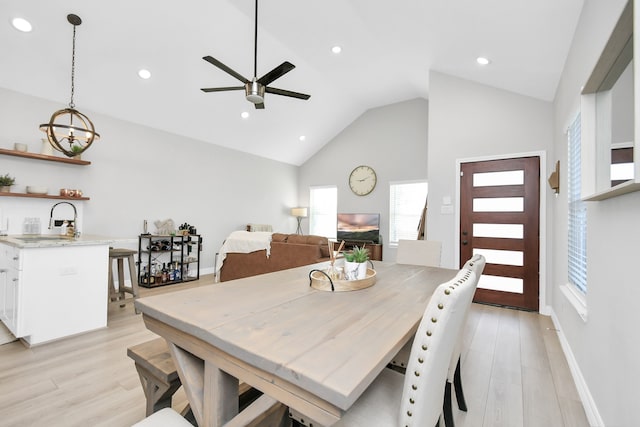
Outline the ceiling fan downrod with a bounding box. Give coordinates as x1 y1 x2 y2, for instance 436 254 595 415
246 0 263 104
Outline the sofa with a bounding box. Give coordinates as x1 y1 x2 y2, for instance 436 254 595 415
218 233 331 282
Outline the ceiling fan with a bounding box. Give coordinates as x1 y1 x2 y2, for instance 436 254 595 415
200 0 310 109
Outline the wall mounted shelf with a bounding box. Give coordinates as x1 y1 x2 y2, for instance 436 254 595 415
0 192 89 201
0 148 91 165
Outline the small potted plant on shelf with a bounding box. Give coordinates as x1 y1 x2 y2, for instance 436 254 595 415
0 174 16 192
343 245 370 280
70 144 83 159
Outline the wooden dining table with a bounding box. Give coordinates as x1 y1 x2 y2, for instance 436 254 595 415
135 261 457 427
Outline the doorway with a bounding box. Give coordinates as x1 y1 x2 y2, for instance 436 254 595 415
459 156 540 311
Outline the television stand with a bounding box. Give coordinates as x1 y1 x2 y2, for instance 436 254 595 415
340 240 383 261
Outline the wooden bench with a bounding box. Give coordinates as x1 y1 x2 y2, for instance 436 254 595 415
127 338 256 418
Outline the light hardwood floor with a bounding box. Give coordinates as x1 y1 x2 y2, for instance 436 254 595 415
0 275 589 427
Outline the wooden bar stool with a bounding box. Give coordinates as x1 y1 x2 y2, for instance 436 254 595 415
108 248 139 313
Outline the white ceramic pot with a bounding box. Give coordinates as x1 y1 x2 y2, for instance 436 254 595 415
344 261 368 280
41 138 54 156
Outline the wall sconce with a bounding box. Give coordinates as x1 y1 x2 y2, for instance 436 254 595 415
548 161 560 195
291 207 308 235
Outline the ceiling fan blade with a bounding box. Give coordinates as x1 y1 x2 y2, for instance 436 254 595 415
265 87 311 100
254 102 265 110
200 86 245 93
257 61 296 86
203 56 250 83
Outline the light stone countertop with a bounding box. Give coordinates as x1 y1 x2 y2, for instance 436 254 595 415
0 234 115 248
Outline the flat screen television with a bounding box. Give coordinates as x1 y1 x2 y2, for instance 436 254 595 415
337 213 380 244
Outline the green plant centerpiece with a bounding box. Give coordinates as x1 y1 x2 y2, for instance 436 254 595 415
343 245 370 280
0 174 16 192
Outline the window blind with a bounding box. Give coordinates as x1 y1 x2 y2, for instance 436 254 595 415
389 181 428 244
309 186 337 238
567 113 587 293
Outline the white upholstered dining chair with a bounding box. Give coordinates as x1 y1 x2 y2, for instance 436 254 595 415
396 239 443 267
389 254 484 427
288 267 479 427
391 239 443 370
444 254 486 425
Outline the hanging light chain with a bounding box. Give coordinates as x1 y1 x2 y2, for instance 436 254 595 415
69 23 76 109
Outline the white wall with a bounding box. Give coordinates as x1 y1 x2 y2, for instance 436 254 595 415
298 98 429 260
0 87 299 273
551 0 640 425
426 71 554 270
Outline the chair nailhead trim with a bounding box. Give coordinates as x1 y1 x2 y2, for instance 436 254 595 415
426 331 432 336
414 371 420 377
438 303 444 309
412 384 417 390
431 317 437 323
407 411 412 417
421 344 427 350
418 357 424 363
444 289 451 295
410 398 415 404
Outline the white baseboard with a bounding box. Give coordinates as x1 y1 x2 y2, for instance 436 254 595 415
539 304 552 316
549 308 605 427
201 266 215 276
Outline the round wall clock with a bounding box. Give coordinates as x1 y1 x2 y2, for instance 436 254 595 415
349 165 377 196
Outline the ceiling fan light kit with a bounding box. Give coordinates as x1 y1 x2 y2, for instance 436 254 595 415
200 0 310 109
245 80 266 104
39 13 99 158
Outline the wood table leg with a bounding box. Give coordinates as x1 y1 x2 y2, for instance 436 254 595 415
168 342 239 427
204 359 239 425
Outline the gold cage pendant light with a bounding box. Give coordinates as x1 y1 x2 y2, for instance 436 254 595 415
40 14 99 158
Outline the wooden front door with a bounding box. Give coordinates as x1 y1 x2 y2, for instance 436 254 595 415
460 157 540 311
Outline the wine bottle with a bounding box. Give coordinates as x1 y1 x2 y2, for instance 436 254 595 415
141 266 149 284
161 263 168 283
153 263 162 284
173 262 181 280
168 263 175 281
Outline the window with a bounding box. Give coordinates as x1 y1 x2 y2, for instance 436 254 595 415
568 113 587 293
389 181 428 245
309 186 337 238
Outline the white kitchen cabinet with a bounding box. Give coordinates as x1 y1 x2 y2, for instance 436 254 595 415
0 240 109 346
0 244 26 337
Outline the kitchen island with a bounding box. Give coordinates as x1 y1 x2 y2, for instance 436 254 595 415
0 234 113 346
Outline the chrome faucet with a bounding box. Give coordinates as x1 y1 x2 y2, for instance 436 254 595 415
48 201 77 230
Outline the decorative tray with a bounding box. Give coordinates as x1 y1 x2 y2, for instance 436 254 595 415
309 268 376 292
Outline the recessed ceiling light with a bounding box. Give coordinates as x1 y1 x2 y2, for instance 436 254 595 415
299 135 306 141
138 69 151 79
476 57 491 65
11 17 32 32
331 46 342 54
241 112 250 119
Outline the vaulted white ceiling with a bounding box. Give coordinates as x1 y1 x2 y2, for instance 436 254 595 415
0 0 584 165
